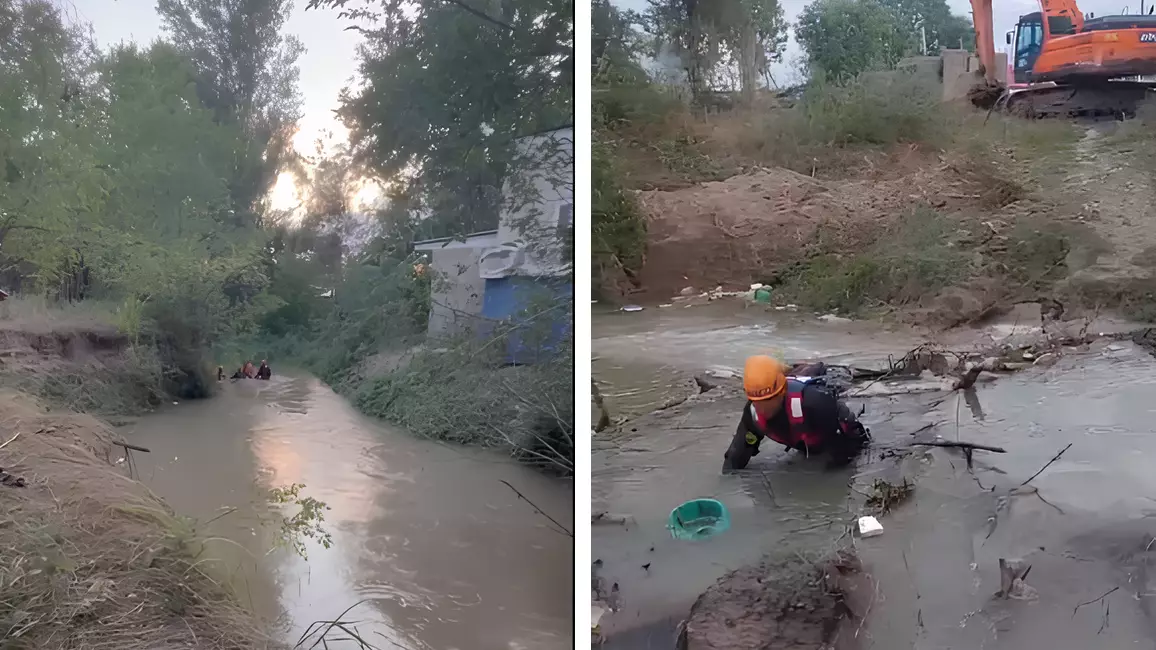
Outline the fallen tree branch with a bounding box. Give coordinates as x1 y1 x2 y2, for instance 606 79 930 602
1072 586 1118 617
913 440 1007 453
1020 442 1072 487
112 440 151 453
500 479 573 537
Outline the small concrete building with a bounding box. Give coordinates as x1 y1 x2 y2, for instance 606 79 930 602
412 126 573 359
412 230 498 339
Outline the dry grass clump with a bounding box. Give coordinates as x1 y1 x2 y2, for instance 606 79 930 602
0 394 282 649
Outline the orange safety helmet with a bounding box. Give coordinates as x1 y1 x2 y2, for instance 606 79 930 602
743 355 787 401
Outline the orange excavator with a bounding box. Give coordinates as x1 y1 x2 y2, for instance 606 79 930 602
972 0 1156 116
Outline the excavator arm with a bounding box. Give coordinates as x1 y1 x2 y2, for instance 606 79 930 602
969 0 1085 83
970 0 997 81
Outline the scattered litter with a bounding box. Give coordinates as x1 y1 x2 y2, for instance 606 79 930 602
753 286 772 303
621 305 644 312
750 283 764 290
680 286 696 296
172 401 178 405
659 303 673 308
857 516 884 538
818 313 851 323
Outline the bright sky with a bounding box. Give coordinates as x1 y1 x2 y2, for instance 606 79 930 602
612 0 1133 86
65 0 363 210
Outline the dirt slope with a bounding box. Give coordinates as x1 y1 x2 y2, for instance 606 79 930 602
1057 125 1156 311
633 157 1008 302
0 393 281 649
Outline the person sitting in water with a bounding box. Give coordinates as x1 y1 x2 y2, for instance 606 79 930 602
256 360 271 380
243 360 256 378
231 366 246 379
723 355 870 470
217 366 225 381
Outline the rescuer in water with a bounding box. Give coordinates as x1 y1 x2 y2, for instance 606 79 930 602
723 355 870 470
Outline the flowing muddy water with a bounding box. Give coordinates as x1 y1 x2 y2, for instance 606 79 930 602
594 302 1156 649
120 372 573 650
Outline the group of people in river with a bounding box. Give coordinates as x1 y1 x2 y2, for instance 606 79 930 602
216 359 271 381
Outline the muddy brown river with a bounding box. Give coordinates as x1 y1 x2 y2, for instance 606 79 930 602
120 372 573 650
594 301 1156 649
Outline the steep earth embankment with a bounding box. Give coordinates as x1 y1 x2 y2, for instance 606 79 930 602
621 128 1153 325
0 319 280 648
633 156 1001 300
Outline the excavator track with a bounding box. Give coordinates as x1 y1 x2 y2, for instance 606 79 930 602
998 80 1156 119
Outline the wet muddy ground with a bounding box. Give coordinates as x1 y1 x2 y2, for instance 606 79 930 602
594 301 1156 649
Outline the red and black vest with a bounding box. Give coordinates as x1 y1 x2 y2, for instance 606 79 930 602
749 378 824 450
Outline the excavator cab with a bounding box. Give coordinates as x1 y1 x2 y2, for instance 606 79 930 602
1009 12 1044 84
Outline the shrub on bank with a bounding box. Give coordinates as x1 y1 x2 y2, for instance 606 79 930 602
350 342 574 476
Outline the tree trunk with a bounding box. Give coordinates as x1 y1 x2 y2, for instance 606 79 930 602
738 23 758 105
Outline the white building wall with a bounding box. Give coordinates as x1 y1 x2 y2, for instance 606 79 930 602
492 127 574 278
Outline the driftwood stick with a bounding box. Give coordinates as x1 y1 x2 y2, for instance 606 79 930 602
1020 442 1072 487
913 441 1007 453
500 479 573 537
1072 586 1118 617
112 440 151 453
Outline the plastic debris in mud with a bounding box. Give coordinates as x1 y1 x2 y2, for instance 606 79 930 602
621 305 644 312
668 498 731 540
857 515 884 538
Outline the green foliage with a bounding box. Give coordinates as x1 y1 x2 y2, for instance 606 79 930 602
785 207 966 314
800 71 946 146
880 0 974 53
796 0 907 80
0 0 299 404
310 0 573 236
156 0 304 226
593 137 646 280
796 0 973 79
268 483 333 560
349 327 575 476
593 0 680 130
642 0 788 97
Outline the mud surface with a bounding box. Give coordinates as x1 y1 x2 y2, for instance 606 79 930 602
594 302 1156 649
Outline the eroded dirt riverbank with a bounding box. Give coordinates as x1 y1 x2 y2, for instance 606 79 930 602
594 301 1156 649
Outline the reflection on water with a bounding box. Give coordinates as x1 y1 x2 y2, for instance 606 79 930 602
123 372 573 650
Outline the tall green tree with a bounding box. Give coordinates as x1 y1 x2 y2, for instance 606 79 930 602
0 0 105 283
795 0 907 80
642 0 787 99
880 0 974 53
156 0 305 227
308 0 573 235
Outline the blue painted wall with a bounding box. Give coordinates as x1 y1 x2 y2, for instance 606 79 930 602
481 276 573 364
